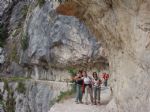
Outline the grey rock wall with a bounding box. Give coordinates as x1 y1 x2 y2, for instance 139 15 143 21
63 0 150 112
0 80 71 112
0 47 5 64
22 1 102 67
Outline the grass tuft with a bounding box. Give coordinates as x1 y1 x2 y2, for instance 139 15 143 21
16 81 26 94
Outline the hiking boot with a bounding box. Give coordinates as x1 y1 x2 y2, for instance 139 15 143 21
76 102 79 104
84 102 88 105
93 102 97 105
75 101 79 104
97 102 101 105
79 101 83 104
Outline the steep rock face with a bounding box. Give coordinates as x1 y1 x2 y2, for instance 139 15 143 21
3 1 105 80
0 0 107 80
15 81 71 112
0 47 5 64
0 80 71 112
0 0 12 19
57 0 150 112
23 2 102 66
0 0 108 111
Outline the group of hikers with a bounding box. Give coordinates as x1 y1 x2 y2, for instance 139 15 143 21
73 70 109 105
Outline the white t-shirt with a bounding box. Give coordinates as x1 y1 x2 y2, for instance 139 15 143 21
83 76 91 84
93 78 100 87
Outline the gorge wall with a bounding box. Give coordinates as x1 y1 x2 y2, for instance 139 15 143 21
0 80 72 112
0 0 106 79
1 0 149 112
0 0 108 112
56 0 150 112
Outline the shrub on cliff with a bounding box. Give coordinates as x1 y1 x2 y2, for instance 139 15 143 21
21 33 29 51
16 81 26 94
38 0 45 7
0 24 7 47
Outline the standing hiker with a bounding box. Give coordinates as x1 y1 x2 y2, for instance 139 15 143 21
82 71 93 105
74 70 83 104
92 72 102 105
103 73 109 86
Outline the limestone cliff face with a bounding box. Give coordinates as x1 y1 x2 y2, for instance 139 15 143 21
23 1 102 68
57 0 150 112
0 0 106 79
0 80 71 112
0 0 107 112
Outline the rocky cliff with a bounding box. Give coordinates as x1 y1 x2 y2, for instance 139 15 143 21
56 0 150 112
0 0 108 112
1 0 148 112
0 0 106 79
0 79 72 112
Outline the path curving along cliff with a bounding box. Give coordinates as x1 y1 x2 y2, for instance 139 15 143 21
49 86 113 112
57 0 150 112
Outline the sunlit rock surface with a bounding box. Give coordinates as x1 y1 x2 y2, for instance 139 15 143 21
56 0 150 112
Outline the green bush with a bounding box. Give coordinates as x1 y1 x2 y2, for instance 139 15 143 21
56 90 74 102
0 24 7 47
38 0 45 7
56 83 76 102
16 81 26 94
2 80 15 112
5 89 16 112
55 0 70 3
21 5 28 18
0 78 28 112
0 77 30 82
3 80 9 92
21 33 29 51
11 45 19 62
12 29 21 37
68 68 77 77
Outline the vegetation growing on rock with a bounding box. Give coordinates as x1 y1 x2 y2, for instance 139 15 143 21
2 80 16 112
16 81 26 94
38 0 45 7
0 24 7 47
21 33 29 51
21 5 29 18
56 86 75 102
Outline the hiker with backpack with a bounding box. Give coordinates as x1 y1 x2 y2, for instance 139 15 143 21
82 71 93 105
92 72 102 105
74 70 83 104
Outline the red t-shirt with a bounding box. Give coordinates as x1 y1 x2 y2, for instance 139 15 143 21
103 73 109 80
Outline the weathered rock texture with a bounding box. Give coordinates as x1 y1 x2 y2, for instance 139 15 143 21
0 80 71 112
57 0 150 112
0 47 5 64
0 0 108 111
1 0 107 80
24 1 103 67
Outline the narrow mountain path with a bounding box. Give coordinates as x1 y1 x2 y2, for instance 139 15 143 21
49 86 112 112
49 98 106 112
